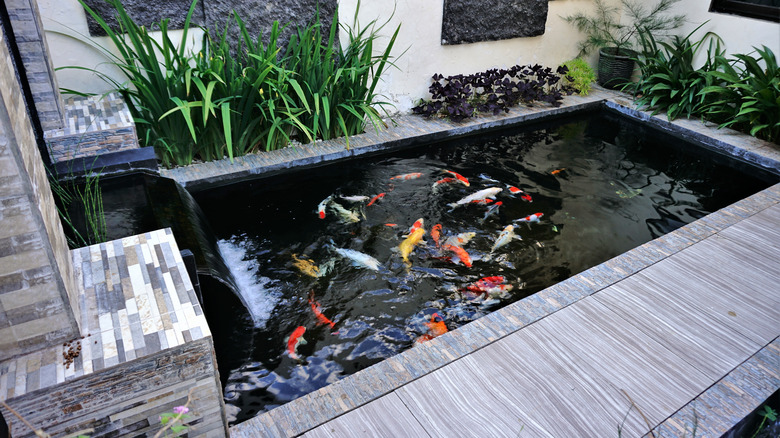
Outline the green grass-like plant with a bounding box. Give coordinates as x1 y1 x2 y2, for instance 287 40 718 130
48 168 107 248
629 23 723 120
282 1 400 147
561 58 596 95
699 45 780 144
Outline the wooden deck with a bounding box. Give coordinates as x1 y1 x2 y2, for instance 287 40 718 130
234 194 780 437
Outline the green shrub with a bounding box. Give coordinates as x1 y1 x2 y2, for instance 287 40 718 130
561 58 596 95
629 23 723 120
699 46 780 144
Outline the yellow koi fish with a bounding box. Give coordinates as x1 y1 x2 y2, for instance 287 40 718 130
292 254 319 278
398 227 426 265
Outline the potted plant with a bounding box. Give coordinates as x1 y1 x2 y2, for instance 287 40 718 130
564 0 685 89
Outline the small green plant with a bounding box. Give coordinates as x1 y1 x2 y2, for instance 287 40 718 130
561 58 597 95
155 406 191 438
699 46 780 144
751 404 777 438
48 167 107 249
563 0 685 56
629 23 723 120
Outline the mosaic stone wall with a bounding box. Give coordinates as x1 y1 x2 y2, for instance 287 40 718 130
5 0 64 131
0 229 228 437
441 0 549 45
45 92 138 163
0 21 81 359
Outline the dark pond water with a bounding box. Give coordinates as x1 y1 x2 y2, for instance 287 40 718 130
194 110 778 424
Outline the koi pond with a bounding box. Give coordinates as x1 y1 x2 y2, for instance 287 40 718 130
192 110 777 424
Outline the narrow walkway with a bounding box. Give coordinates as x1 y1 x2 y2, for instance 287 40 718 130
232 184 780 437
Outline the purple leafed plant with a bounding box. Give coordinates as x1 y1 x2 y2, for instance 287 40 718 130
412 65 575 122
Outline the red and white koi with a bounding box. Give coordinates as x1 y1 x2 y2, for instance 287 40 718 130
508 186 533 202
286 326 307 360
469 199 494 205
466 276 514 298
447 187 502 210
405 218 424 236
431 224 443 248
515 212 544 223
309 292 336 330
367 192 385 206
443 244 473 267
443 170 470 187
317 195 332 219
390 172 423 181
442 231 476 248
432 177 458 191
491 225 521 253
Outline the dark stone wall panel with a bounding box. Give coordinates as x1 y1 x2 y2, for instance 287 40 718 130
441 0 549 45
82 0 338 50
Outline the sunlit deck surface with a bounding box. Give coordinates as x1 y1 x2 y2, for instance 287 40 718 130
218 88 780 438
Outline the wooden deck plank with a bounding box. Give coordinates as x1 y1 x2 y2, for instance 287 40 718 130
592 276 760 380
301 393 431 438
394 357 554 438
534 297 712 424
467 326 649 437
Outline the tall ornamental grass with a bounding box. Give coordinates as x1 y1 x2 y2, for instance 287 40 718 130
282 2 400 147
68 0 400 166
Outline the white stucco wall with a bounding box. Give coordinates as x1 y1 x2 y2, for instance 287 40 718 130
37 0 780 115
37 0 204 96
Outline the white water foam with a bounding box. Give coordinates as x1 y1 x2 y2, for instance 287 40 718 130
217 238 281 328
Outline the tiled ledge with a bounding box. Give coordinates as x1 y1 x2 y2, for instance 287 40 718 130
0 228 210 400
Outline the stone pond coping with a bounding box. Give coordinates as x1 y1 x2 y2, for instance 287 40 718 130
0 228 211 400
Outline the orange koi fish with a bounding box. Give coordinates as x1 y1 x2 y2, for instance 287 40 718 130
309 292 336 329
367 193 385 206
466 276 513 298
551 168 566 175
415 313 449 344
443 170 470 187
508 186 533 202
431 224 442 248
469 199 494 205
390 172 423 181
286 326 307 360
384 223 398 227
443 244 473 267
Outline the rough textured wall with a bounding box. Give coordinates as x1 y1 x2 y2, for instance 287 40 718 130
5 0 64 131
441 0 549 45
0 24 81 358
1 338 227 438
82 0 338 48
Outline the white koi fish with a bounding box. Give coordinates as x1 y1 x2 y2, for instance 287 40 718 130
339 195 370 203
329 201 361 223
491 225 521 253
328 242 383 271
447 187 502 210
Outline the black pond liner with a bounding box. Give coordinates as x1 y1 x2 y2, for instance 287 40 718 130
191 107 779 424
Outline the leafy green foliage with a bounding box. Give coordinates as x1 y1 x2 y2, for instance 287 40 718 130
699 46 780 144
563 0 685 56
66 0 400 166
561 58 596 95
412 65 574 122
281 2 400 147
629 23 723 120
